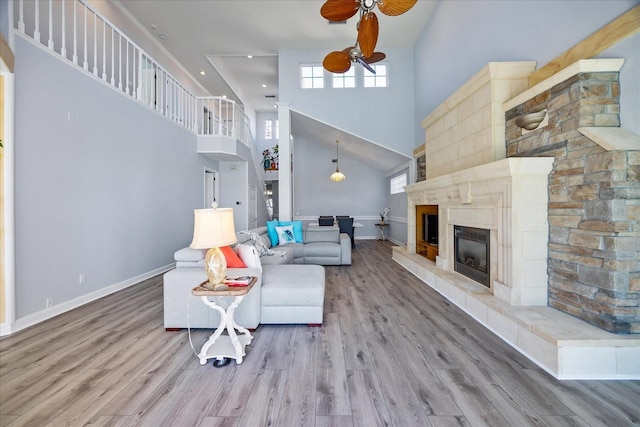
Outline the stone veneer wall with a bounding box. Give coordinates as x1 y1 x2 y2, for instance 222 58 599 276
505 69 640 334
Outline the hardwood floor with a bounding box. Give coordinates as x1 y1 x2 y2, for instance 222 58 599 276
1 241 638 426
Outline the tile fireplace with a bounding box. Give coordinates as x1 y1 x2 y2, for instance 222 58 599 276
394 60 639 379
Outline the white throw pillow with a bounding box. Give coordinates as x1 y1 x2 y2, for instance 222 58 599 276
275 225 296 245
236 243 262 271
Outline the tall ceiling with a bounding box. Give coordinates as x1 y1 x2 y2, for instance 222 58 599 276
117 0 437 169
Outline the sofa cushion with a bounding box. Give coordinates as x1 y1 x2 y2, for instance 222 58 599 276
237 243 262 271
275 225 296 245
220 245 247 268
304 226 339 243
304 241 342 258
261 265 325 307
277 220 304 243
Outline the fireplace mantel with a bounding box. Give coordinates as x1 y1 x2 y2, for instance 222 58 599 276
405 157 554 306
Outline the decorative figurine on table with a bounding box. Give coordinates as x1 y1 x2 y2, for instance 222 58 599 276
380 207 390 224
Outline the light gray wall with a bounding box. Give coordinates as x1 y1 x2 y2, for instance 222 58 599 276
279 47 416 157
293 136 387 237
413 0 640 147
14 36 219 318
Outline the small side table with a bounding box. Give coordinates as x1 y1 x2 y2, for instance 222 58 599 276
375 223 389 241
192 277 257 367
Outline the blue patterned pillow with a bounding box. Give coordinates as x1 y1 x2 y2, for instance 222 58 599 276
275 225 296 245
277 220 304 243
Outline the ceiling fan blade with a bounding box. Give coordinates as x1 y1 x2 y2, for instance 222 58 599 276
323 50 352 73
320 0 360 21
357 57 376 74
377 0 417 16
357 12 378 58
363 52 386 64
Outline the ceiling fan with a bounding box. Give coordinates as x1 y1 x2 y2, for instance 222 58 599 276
321 0 417 74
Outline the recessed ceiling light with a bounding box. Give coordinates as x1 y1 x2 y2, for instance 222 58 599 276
150 24 158 30
222 95 227 99
200 71 206 75
262 84 267 88
247 55 253 59
158 34 167 40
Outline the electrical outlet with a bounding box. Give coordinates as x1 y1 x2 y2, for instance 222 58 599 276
79 273 86 284
46 297 54 308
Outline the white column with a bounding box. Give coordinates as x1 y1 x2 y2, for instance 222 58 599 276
276 103 292 221
1 71 16 335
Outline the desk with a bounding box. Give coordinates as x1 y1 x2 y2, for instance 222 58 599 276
192 277 257 367
375 223 389 241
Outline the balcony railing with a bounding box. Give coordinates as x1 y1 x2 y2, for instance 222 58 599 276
12 0 252 147
12 0 270 216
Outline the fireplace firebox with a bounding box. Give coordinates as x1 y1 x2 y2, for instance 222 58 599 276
454 226 490 287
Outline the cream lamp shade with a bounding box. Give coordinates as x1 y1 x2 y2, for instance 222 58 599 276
190 205 237 290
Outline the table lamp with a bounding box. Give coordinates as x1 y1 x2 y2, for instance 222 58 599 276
190 204 237 290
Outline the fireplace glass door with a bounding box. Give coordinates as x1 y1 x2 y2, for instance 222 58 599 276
454 226 490 287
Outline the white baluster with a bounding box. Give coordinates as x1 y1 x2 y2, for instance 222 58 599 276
72 0 78 64
102 20 106 80
118 34 122 90
132 48 137 99
110 26 115 85
18 0 25 33
61 0 67 58
48 0 54 50
34 0 40 42
93 12 98 75
125 41 129 95
83 2 88 70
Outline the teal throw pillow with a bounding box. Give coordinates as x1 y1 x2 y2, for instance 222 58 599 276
278 220 303 243
266 219 279 246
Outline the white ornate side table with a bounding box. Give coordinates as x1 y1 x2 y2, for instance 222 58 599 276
192 277 257 367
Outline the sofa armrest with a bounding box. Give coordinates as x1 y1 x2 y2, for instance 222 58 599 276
339 233 352 265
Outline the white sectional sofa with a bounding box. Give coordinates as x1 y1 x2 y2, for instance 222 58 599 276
163 225 351 330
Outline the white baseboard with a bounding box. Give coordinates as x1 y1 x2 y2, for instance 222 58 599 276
0 264 175 337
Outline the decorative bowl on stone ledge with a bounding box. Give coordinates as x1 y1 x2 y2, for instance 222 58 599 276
515 110 547 130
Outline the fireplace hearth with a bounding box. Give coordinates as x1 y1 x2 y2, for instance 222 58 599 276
454 226 490 287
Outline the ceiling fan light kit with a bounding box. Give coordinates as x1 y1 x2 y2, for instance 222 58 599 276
320 0 417 74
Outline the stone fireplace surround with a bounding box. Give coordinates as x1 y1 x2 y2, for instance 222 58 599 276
393 61 639 379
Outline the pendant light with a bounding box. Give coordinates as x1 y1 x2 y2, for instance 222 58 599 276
330 140 346 182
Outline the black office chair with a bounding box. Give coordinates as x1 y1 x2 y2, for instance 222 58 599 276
337 217 355 248
335 215 349 219
318 216 334 226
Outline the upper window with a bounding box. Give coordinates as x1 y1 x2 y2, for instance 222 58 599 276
264 120 273 140
390 173 407 194
364 63 388 88
300 65 325 89
264 119 279 140
332 67 356 88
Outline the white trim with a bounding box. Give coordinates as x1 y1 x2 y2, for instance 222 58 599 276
0 264 175 336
